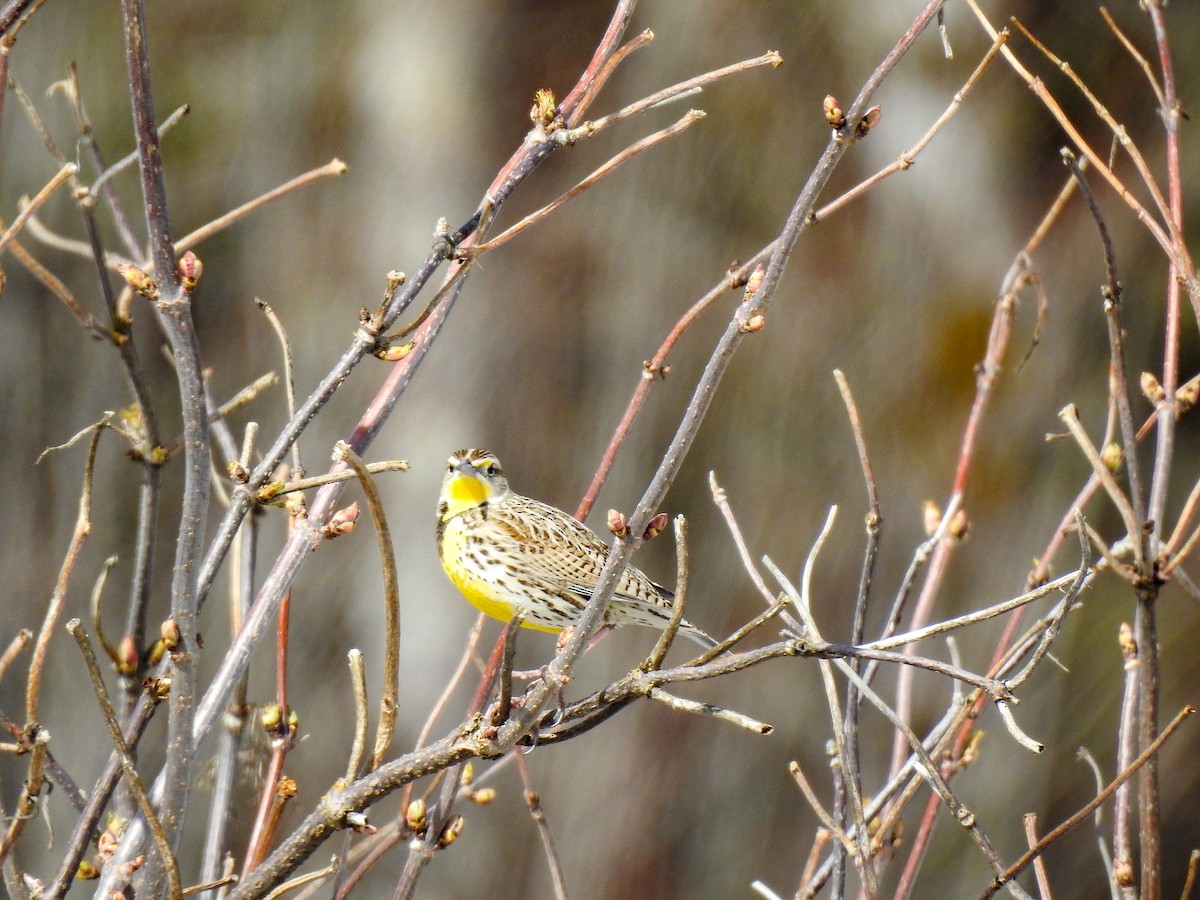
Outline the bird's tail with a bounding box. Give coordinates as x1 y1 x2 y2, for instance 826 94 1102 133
679 619 719 650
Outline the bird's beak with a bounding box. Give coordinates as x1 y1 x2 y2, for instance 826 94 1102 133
453 458 482 477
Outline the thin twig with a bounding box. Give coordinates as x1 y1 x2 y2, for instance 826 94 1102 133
1004 513 1091 691
788 760 855 854
44 677 162 900
255 460 410 501
0 160 76 255
475 110 705 253
1098 7 1164 108
66 620 181 899
2 232 112 339
1075 747 1121 900
26 421 102 724
645 516 690 670
91 103 190 195
981 706 1194 899
766 508 878 898
335 444 401 770
1058 405 1142 565
175 159 347 253
861 570 1083 652
345 650 368 783
829 369 881 893
119 0 209 872
560 51 781 141
647 687 772 734
1060 150 1146 548
709 472 801 629
1022 814 1053 899
0 630 31 687
513 753 568 900
841 660 1030 898
814 29 1007 222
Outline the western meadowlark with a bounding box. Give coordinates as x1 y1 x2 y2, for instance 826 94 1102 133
437 448 716 648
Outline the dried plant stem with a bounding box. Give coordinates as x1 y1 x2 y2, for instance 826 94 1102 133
90 102 190 197
1062 150 1146 527
257 299 300 473
256 460 409 500
1021 814 1053 899
345 650 369 783
765 511 877 898
788 760 854 854
1099 7 1164 108
1059 405 1142 562
335 444 401 770
1011 19 1174 237
845 662 1030 899
862 569 1083 652
25 422 101 725
645 516 690 669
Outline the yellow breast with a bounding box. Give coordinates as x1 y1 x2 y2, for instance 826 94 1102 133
438 516 560 633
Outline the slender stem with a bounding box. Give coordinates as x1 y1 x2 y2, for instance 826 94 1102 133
982 706 1193 899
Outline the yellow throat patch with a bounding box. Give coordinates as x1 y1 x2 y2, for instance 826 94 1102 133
441 472 493 521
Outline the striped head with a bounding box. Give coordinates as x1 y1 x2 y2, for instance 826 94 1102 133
438 449 510 523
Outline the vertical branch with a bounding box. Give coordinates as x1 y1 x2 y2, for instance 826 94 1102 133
830 369 880 897
1145 0 1183 542
78 179 164 747
1060 151 1146 543
119 0 210 867
1137 8 1181 894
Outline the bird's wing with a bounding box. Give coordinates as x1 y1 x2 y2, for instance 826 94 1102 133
486 497 671 608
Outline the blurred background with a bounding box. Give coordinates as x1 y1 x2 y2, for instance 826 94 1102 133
2 1 1198 896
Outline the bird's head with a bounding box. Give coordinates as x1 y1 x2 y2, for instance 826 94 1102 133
439 448 510 520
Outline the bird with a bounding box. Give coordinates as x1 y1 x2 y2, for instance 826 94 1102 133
436 448 716 649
